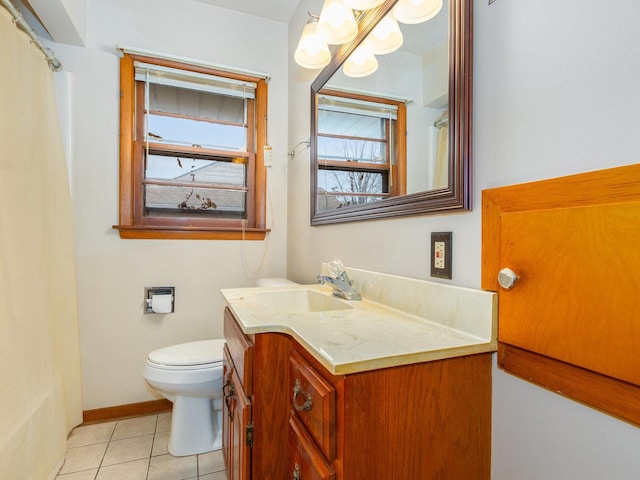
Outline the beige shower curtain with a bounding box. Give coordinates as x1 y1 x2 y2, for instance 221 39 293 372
433 109 449 189
0 7 82 479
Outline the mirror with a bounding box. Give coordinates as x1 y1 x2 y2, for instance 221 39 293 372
310 0 472 224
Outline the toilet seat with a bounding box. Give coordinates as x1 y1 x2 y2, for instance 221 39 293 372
148 339 225 369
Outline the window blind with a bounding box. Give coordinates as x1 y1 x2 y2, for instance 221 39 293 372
318 94 398 120
134 62 256 99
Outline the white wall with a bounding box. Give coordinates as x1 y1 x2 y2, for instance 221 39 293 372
288 0 640 478
51 0 289 410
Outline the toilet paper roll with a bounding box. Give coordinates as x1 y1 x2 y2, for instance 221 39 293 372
151 294 173 314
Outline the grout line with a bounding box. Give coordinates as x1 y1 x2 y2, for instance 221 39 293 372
145 414 160 480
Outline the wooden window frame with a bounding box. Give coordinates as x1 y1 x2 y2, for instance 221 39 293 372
114 53 269 240
316 89 406 210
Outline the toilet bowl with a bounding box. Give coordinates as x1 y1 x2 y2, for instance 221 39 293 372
143 339 226 456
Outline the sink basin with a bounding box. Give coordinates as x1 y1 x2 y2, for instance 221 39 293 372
254 289 353 313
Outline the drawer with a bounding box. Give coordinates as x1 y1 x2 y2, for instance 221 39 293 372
289 350 336 460
224 307 253 396
288 414 335 480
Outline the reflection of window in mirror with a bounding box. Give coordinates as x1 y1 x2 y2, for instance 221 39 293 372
316 89 407 212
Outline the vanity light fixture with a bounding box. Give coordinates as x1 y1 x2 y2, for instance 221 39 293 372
317 0 358 45
294 0 441 76
294 17 332 69
342 42 379 77
393 0 443 24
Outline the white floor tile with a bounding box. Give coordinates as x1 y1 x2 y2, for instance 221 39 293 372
95 459 149 480
198 472 227 480
58 442 108 475
102 434 154 466
66 422 116 448
62 413 226 480
198 450 225 475
156 412 172 432
151 430 170 457
55 469 98 480
112 415 157 440
147 453 198 480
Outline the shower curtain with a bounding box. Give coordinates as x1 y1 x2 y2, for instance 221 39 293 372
0 7 82 479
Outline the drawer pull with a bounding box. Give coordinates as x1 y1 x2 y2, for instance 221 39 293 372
293 464 301 480
293 378 313 412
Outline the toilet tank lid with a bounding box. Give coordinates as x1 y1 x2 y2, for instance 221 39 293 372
148 339 225 366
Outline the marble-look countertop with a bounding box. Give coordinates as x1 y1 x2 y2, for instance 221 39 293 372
221 270 497 375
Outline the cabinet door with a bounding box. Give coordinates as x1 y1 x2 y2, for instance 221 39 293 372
223 345 252 480
483 164 640 426
288 414 335 480
230 372 252 480
222 346 234 476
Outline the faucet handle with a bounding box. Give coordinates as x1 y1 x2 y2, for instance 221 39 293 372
328 259 346 278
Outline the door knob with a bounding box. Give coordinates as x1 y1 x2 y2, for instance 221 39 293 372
498 268 519 290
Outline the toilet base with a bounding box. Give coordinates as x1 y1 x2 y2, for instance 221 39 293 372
168 395 222 456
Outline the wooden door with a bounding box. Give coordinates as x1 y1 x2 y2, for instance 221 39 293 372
482 164 640 425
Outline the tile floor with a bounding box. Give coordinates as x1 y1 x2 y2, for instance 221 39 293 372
55 412 226 480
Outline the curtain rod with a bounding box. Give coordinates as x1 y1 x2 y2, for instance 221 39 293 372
1 0 62 71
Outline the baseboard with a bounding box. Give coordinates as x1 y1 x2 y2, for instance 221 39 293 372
82 399 172 425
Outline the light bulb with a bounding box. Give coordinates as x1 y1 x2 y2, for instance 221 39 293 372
343 44 378 77
368 13 403 55
393 0 443 24
294 19 331 69
317 0 358 45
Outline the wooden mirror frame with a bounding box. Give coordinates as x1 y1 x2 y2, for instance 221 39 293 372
310 0 473 225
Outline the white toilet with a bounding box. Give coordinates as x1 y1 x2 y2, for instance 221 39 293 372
143 339 226 456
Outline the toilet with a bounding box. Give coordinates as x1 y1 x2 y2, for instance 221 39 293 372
143 339 226 456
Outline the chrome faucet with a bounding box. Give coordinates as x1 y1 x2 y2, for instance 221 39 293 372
317 260 361 300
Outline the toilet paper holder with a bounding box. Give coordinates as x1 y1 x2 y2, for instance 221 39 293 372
144 286 175 314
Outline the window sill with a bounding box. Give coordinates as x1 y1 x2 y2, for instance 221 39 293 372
113 225 269 240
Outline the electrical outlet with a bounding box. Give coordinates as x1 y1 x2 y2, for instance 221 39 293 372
431 232 452 279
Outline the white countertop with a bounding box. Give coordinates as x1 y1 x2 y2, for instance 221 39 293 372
221 270 497 375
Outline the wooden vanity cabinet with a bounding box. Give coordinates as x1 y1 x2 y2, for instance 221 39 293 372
223 307 492 479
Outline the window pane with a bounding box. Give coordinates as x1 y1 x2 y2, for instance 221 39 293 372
318 135 386 164
144 153 247 218
145 154 246 185
147 114 246 151
316 190 384 212
318 109 386 139
145 185 247 218
146 83 247 151
318 169 388 203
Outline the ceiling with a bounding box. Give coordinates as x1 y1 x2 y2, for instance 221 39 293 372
193 0 303 23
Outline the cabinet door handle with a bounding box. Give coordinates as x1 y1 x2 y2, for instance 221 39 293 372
498 268 519 290
224 380 235 419
293 464 301 480
292 378 313 412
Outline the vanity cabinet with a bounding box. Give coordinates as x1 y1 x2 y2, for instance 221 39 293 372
223 307 492 479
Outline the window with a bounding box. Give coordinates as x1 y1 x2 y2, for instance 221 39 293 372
115 53 269 239
316 90 406 212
